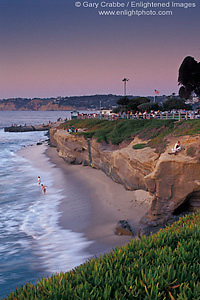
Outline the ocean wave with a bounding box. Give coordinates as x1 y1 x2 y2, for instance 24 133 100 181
17 154 92 273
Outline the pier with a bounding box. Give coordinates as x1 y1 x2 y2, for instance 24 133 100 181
4 124 50 132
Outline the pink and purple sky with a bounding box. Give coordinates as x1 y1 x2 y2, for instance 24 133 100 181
0 0 200 98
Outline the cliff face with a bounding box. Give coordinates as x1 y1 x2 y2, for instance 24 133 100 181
49 129 159 191
142 136 200 226
0 100 74 111
50 127 200 232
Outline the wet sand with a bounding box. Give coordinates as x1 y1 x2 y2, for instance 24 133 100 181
19 143 152 257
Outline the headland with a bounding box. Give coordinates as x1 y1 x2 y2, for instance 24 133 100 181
49 118 200 235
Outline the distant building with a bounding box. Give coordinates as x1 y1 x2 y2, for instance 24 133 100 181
185 97 199 104
71 111 79 119
192 97 199 103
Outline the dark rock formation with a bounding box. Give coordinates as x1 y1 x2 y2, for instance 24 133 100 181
115 220 133 236
4 124 50 132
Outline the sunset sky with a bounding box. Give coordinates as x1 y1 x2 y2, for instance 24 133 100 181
0 0 200 98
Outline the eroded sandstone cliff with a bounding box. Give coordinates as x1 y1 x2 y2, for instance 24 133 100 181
50 127 200 233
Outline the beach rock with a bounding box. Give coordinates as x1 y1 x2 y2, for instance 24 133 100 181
50 127 200 229
115 220 133 236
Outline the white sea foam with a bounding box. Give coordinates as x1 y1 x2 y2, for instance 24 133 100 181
0 112 92 298
0 149 92 275
0 274 6 284
17 154 92 274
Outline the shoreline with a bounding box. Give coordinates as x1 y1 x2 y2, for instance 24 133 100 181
19 143 152 257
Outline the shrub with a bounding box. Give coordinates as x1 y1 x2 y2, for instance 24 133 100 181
132 143 148 149
5 211 200 299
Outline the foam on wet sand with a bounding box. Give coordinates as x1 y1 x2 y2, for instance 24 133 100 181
19 143 152 258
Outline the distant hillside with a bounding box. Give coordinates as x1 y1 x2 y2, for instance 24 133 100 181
0 95 124 111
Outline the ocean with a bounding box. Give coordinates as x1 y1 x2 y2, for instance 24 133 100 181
0 111 92 299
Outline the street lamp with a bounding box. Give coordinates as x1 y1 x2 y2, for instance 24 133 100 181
100 100 102 120
122 78 129 96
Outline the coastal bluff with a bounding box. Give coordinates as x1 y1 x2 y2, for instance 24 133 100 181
50 126 200 234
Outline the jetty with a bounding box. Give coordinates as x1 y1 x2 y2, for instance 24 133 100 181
4 124 50 132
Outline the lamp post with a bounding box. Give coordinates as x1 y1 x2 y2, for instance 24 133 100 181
100 100 102 120
122 78 129 96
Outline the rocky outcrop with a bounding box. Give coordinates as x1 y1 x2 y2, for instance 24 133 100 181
49 129 90 164
115 220 134 236
4 124 50 132
140 135 200 233
50 128 200 232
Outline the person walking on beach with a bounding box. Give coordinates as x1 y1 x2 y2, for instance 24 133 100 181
41 184 47 194
37 176 41 186
169 141 181 155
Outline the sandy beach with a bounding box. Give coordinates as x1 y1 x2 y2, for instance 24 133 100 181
19 143 152 257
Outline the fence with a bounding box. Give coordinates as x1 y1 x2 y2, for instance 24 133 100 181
77 111 199 121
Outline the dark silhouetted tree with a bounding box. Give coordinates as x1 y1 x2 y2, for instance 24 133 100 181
127 97 150 112
163 98 192 111
116 97 151 113
178 56 200 98
116 96 130 112
137 102 159 113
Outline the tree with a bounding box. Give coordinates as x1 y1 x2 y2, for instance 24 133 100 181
116 96 130 112
116 97 151 113
163 98 192 111
178 56 200 98
127 97 150 112
116 96 130 106
137 102 159 113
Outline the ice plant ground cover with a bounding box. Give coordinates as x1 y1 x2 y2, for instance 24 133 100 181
5 211 200 299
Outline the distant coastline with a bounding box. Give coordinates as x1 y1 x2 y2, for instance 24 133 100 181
0 94 123 111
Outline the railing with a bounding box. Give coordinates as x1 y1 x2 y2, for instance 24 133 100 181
76 112 199 121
